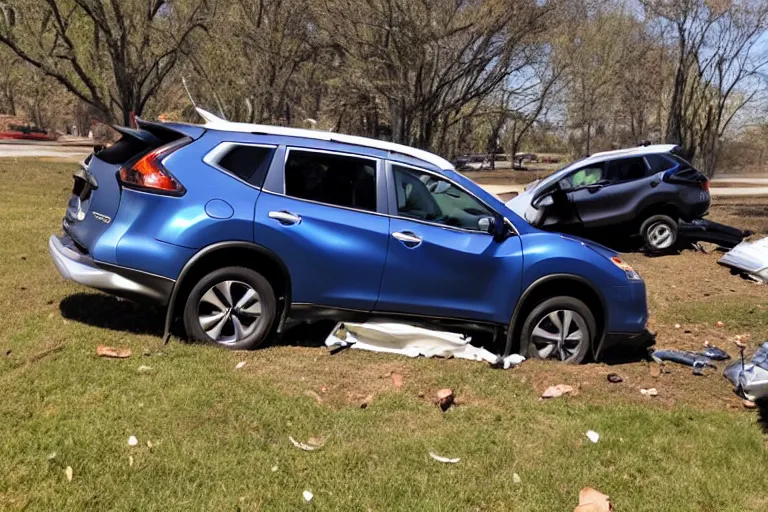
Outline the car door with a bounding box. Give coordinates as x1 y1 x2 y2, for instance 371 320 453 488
567 156 651 227
254 147 389 311
375 162 523 324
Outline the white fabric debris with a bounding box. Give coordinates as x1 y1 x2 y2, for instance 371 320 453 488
324 322 525 367
429 451 460 463
586 430 600 443
719 236 768 283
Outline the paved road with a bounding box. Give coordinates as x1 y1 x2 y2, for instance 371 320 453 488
0 142 89 159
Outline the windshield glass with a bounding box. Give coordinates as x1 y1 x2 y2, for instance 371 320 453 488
529 157 587 193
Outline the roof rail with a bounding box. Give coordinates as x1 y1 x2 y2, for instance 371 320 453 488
194 108 453 170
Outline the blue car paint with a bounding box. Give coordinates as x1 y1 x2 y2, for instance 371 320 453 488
54 125 650 352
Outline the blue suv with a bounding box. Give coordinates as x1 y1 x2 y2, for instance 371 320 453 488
49 109 652 363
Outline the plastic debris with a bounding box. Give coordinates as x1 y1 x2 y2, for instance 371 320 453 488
606 373 623 383
137 365 153 372
501 353 526 369
586 430 600 444
574 487 613 512
640 388 659 397
436 388 455 411
429 451 460 463
235 361 246 369
541 384 574 399
128 435 139 447
96 345 132 358
512 473 522 484
65 466 73 482
718 236 768 283
288 435 324 451
723 341 768 400
303 490 313 503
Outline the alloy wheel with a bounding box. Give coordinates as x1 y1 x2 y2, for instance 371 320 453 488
531 309 588 361
648 222 674 249
196 280 262 345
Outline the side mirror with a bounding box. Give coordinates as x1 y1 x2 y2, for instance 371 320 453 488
478 216 509 240
478 216 495 234
531 193 554 209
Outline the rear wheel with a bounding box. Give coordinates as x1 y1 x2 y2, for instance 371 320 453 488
641 214 678 253
183 266 277 350
520 297 594 364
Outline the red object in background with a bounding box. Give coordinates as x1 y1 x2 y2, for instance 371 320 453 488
0 129 54 141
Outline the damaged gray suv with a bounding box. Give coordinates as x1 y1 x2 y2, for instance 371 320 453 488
506 145 711 252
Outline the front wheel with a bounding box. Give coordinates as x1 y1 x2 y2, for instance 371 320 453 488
641 215 678 253
183 266 277 350
519 297 595 364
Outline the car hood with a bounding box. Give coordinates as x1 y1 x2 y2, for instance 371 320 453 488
560 233 618 259
505 184 536 220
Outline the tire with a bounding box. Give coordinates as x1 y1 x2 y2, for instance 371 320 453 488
520 297 595 364
641 214 678 253
183 266 277 350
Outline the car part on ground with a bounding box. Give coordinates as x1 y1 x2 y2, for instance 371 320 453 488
48 108 651 362
723 341 768 401
718 236 768 283
640 214 678 253
651 349 720 375
324 322 526 368
677 219 750 249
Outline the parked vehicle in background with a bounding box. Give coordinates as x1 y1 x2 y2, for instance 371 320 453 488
49 109 652 363
506 145 712 252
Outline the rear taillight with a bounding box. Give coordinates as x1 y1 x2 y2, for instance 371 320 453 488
119 138 190 195
701 180 710 192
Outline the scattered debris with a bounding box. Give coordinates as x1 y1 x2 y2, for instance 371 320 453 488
743 399 757 409
640 388 659 397
541 384 574 399
429 451 460 463
512 473 522 484
65 466 73 482
716 321 725 328
325 322 523 367
652 349 717 375
304 390 323 405
606 373 623 384
701 344 730 361
500 353 526 369
137 365 153 373
235 361 246 369
96 345 132 359
146 440 153 449
271 465 278 472
585 430 600 444
360 393 375 409
650 364 661 378
391 373 404 389
288 435 324 451
129 455 134 467
28 343 65 363
128 435 138 447
436 388 455 411
47 452 57 461
718 236 768 283
574 487 613 512
303 490 313 503
674 323 681 329
724 341 768 401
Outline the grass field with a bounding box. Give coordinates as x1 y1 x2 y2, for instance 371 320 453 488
2 159 768 511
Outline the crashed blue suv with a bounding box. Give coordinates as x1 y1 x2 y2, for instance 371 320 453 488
49 109 652 363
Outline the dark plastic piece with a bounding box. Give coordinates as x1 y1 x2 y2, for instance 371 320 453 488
677 219 748 249
702 346 730 361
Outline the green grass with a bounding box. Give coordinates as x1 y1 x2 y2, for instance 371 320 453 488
2 158 768 511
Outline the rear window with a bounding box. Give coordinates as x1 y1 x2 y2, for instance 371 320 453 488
644 154 677 174
285 150 377 212
216 145 275 187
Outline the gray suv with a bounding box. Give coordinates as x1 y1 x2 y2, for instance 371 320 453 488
506 145 711 252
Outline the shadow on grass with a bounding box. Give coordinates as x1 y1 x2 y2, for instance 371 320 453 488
756 400 768 434
273 321 337 348
59 293 164 336
600 344 653 365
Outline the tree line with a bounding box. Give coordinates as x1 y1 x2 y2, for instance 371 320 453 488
0 0 766 176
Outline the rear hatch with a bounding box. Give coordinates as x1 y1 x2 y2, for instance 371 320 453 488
63 121 203 252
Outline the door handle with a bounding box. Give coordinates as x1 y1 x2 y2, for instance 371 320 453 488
392 231 422 248
268 210 302 225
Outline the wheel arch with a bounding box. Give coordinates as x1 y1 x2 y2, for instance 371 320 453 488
637 202 681 228
505 274 607 358
164 241 292 339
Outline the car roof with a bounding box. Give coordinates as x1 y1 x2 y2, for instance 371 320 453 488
574 144 679 168
193 108 454 171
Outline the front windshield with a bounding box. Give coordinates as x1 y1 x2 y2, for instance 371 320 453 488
529 157 587 193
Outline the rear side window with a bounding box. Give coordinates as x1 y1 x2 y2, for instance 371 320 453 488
560 164 604 189
644 154 676 174
284 150 377 212
214 145 275 187
604 157 648 183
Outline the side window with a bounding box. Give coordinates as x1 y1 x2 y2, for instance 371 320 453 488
284 150 377 212
210 144 276 187
560 164 604 189
604 157 648 183
644 154 676 175
393 165 494 231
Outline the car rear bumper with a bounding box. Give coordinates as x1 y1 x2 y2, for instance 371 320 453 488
49 233 173 305
600 329 656 357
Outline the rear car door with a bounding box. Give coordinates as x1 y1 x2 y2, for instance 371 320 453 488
568 156 652 227
253 147 389 311
375 163 523 324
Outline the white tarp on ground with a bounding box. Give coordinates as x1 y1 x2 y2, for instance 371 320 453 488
324 322 525 369
718 236 768 283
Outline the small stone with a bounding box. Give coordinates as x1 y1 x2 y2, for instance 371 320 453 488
360 393 375 409
606 373 623 384
271 465 278 472
65 466 73 482
436 388 454 411
674 324 681 329
650 365 661 378
512 473 522 484
716 321 725 328
128 435 138 447
640 388 659 397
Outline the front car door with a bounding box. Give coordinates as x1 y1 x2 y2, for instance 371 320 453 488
254 147 389 311
375 162 523 324
566 156 652 227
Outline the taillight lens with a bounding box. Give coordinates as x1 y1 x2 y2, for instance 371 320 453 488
701 180 710 192
119 138 190 195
